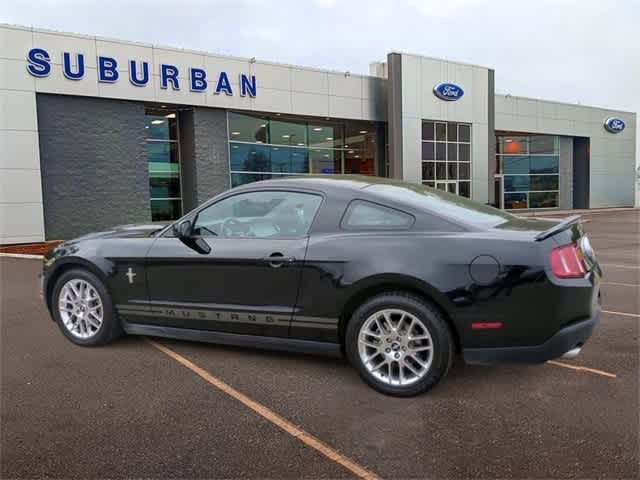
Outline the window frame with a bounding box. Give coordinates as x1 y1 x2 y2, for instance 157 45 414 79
340 199 416 232
185 188 325 240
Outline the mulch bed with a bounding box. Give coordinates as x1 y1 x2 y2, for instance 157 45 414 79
0 240 64 256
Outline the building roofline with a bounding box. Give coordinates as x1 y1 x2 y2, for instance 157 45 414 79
0 22 381 81
495 92 637 116
387 50 494 71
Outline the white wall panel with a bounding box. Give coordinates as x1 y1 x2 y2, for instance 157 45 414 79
329 95 362 119
291 68 328 95
0 169 43 203
328 73 361 98
0 89 38 131
0 204 45 242
34 66 100 97
292 92 328 117
0 58 36 91
0 130 40 170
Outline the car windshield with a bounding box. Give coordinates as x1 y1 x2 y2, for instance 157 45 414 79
365 182 514 228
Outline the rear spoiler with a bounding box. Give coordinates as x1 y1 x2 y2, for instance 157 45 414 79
534 215 582 241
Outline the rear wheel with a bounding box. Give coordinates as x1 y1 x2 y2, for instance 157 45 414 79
346 292 453 396
52 269 122 346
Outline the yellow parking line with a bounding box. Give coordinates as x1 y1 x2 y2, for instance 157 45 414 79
602 282 639 288
546 360 617 378
602 309 640 318
146 338 381 480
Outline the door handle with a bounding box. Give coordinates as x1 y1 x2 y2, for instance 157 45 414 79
262 253 296 268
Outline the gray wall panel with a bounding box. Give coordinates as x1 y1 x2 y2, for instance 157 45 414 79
191 107 230 205
36 93 148 240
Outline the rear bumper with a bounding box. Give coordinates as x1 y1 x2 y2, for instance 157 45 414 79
463 310 600 365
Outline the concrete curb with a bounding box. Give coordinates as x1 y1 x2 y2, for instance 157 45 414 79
0 253 44 260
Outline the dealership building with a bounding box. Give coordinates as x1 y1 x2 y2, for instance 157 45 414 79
1 24 637 244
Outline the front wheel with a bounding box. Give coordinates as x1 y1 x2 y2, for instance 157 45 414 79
51 268 122 346
346 292 454 396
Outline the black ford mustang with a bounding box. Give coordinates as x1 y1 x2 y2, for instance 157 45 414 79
42 176 602 396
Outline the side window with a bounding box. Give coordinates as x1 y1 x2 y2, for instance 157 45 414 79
342 200 414 230
193 191 322 238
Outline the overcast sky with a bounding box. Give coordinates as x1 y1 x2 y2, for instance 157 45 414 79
3 0 639 164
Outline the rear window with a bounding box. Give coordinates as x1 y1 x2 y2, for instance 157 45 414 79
365 182 514 228
342 200 414 230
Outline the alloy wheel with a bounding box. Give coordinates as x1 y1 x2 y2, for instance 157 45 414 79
357 308 434 386
58 279 104 339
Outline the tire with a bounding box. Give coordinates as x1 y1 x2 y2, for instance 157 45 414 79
51 268 122 346
345 292 454 397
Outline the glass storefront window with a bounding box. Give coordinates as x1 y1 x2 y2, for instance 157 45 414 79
228 112 378 187
228 112 269 143
310 149 338 174
145 114 177 140
146 109 182 221
270 119 307 146
421 120 472 198
497 133 560 209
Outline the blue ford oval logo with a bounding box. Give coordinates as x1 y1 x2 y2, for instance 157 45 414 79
433 83 464 101
604 117 625 133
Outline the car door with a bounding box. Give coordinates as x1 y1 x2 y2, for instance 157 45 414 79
141 189 323 338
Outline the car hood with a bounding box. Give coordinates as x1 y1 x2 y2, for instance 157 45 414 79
70 223 168 242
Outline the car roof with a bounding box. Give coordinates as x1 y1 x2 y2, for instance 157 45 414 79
232 174 376 193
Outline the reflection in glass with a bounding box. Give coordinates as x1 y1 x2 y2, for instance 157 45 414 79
504 193 528 209
422 162 435 180
310 149 339 174
228 112 269 143
459 144 470 161
504 175 530 192
270 120 307 146
530 192 559 208
228 112 377 187
422 142 435 160
436 142 446 161
530 175 559 191
436 163 446 180
145 114 177 140
502 156 530 175
458 124 471 143
447 163 457 180
458 181 470 198
530 155 559 174
436 123 447 141
146 142 179 164
150 199 182 221
530 135 558 154
447 143 457 161
422 122 434 141
231 172 273 187
459 163 470 180
146 109 181 221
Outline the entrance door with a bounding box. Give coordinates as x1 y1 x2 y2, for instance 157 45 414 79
143 190 323 338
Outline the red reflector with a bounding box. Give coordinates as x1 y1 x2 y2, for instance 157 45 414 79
471 322 503 330
550 243 586 278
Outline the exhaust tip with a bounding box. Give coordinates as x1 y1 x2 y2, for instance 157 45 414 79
561 347 582 359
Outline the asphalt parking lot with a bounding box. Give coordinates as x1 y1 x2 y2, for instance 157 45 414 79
1 210 638 479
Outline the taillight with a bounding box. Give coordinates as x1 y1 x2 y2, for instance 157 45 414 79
550 244 586 278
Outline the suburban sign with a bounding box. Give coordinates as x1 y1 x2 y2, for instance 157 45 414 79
603 117 625 134
25 47 257 97
433 82 464 101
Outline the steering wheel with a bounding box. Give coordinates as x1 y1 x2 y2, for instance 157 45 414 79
221 217 247 237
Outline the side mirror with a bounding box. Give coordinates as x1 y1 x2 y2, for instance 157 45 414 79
173 219 211 255
173 220 192 239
